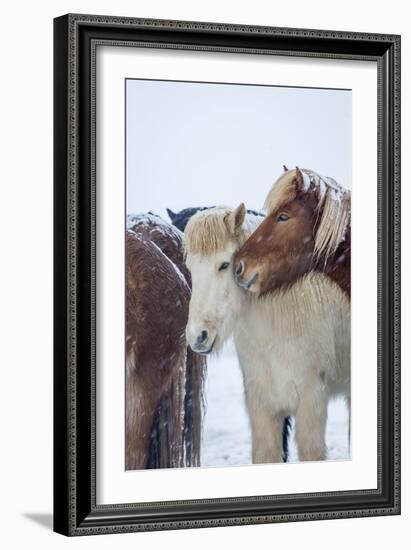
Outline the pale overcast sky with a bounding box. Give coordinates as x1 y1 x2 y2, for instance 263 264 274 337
126 79 351 219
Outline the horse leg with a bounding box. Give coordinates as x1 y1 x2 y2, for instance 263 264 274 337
245 390 284 463
295 388 328 462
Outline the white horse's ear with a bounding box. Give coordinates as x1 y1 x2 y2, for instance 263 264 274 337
283 164 288 172
226 203 246 236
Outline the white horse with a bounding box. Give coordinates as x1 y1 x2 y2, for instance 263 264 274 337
184 204 350 463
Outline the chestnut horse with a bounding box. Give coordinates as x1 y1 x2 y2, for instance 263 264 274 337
185 205 349 463
233 168 351 459
234 167 351 297
126 214 206 470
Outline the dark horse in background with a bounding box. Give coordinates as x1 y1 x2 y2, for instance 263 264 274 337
126 214 206 470
167 206 264 233
167 206 292 462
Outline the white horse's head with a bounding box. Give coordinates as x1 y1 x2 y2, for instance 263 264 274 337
184 204 261 355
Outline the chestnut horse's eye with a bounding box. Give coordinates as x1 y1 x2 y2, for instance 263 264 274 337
218 262 230 271
276 213 290 222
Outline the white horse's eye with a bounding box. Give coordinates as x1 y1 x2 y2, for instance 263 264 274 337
218 262 230 271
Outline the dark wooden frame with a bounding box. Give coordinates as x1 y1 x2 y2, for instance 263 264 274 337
54 13 401 536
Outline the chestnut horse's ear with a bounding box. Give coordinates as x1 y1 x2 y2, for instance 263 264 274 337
295 166 310 191
283 164 288 172
226 203 246 236
295 167 304 189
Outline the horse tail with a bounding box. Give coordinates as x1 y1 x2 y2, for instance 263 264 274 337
282 416 292 462
146 351 187 469
146 399 166 469
183 348 207 467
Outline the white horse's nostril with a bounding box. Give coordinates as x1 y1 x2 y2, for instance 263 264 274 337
236 260 244 277
197 330 208 345
188 327 216 355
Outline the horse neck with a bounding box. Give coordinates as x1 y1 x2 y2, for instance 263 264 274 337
234 272 348 351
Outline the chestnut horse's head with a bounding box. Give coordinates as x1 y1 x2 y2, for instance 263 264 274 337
234 167 350 296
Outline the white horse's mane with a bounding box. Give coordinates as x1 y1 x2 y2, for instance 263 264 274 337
184 206 261 255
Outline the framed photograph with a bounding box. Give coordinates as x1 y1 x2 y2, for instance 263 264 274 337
53 14 401 536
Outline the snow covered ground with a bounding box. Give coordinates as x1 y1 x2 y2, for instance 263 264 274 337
201 341 350 467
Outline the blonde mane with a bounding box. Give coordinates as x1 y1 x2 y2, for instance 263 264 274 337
264 168 351 261
184 206 261 256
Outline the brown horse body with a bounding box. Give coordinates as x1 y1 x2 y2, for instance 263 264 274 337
234 168 351 298
126 214 205 470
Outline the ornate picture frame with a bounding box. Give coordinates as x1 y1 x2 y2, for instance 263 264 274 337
53 14 400 536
